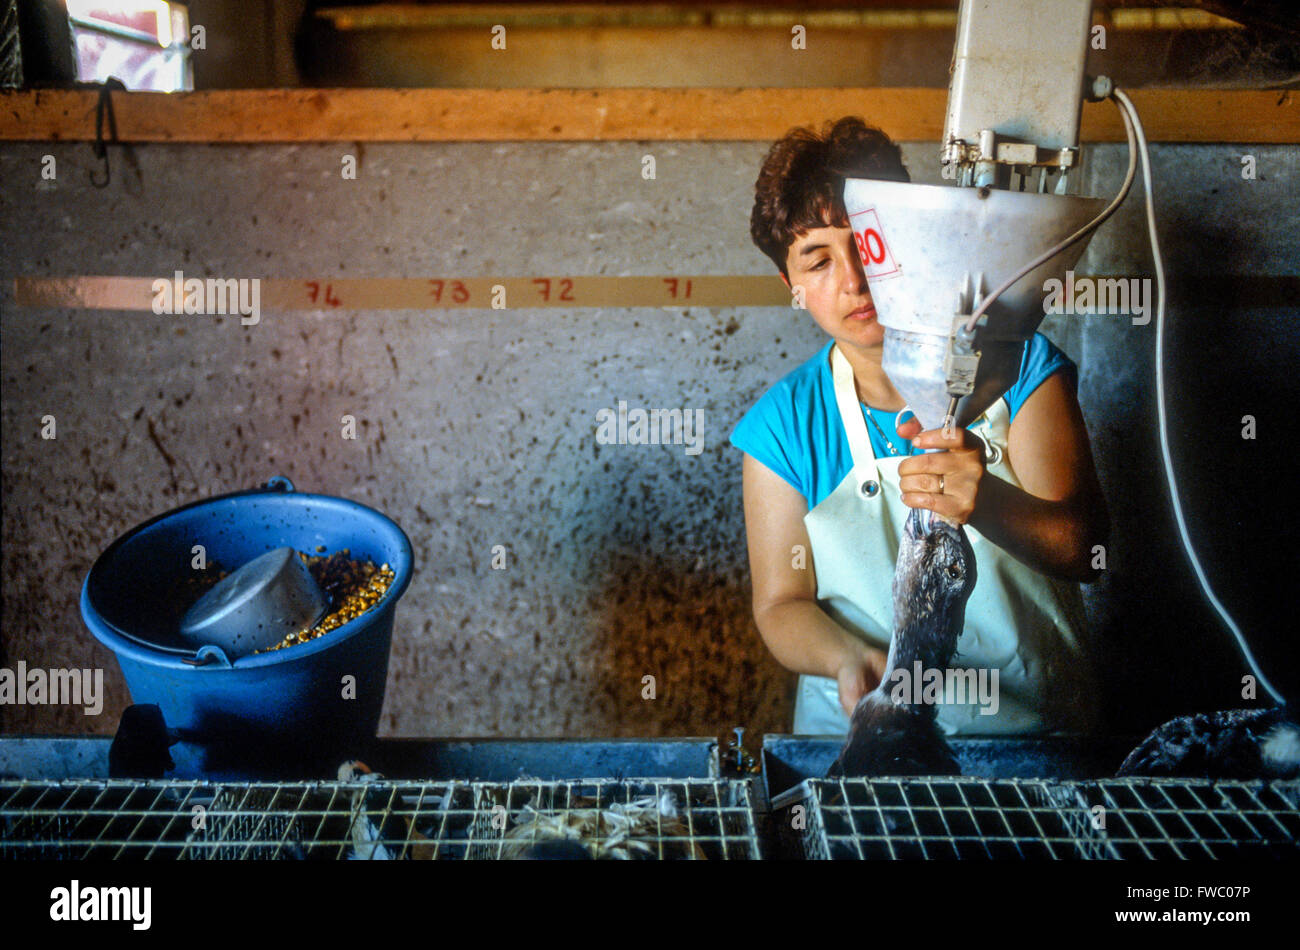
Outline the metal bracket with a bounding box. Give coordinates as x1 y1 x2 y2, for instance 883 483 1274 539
942 134 1079 174
944 317 982 399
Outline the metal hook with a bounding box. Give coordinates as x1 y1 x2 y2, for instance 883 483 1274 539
90 77 127 188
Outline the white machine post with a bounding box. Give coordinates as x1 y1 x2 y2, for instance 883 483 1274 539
944 0 1095 193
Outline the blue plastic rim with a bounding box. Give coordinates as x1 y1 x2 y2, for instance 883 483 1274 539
79 477 414 776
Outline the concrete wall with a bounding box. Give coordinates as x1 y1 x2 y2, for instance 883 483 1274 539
2 137 1296 740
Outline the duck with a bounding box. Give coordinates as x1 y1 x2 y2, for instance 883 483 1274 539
1117 704 1300 779
828 509 976 778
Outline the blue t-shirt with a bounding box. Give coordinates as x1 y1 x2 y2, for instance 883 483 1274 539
730 333 1074 509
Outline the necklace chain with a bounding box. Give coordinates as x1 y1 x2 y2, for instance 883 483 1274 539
862 407 900 456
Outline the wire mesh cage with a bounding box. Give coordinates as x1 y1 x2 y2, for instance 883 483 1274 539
10 775 1291 860
1075 778 1300 859
465 778 761 860
777 777 1300 860
0 777 762 860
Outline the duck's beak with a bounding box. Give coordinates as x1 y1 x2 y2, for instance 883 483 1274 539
907 507 962 541
904 506 929 540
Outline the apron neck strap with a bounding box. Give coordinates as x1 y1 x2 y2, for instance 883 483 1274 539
830 344 881 489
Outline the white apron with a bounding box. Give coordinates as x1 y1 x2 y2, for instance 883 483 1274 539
792 345 1098 736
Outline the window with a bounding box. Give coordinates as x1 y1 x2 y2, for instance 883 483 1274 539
66 1 190 91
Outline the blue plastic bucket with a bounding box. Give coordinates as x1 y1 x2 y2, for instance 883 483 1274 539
80 477 414 778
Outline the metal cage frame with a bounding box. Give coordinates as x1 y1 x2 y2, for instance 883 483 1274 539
776 776 1300 860
0 776 762 861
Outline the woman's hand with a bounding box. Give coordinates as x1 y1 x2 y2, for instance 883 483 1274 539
835 644 889 717
889 374 1111 582
895 417 988 525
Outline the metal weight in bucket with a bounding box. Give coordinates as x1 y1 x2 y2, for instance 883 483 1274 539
179 547 330 658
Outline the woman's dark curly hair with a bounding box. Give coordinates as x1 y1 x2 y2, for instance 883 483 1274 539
751 117 909 278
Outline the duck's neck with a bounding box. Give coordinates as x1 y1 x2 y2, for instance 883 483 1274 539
874 612 962 712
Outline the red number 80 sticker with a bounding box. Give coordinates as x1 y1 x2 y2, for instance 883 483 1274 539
849 208 900 279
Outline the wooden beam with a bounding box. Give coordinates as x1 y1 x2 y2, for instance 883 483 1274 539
2 87 1295 143
314 4 1240 30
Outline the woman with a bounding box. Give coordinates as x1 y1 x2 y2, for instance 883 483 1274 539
731 117 1109 736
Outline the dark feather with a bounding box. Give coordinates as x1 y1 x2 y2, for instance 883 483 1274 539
1117 705 1300 779
829 695 961 777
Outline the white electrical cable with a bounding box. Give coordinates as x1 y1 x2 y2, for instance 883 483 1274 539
960 97 1139 335
1113 87 1284 705
956 109 1138 337
941 96 1140 436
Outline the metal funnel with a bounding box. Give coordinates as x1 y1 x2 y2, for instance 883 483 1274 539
843 178 1107 430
